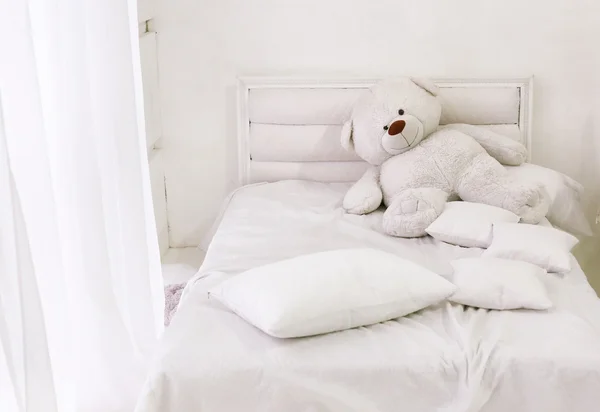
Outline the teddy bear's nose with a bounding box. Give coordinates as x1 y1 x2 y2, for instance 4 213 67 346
388 120 406 136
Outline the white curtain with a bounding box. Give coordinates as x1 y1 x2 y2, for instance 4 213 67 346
0 1 165 411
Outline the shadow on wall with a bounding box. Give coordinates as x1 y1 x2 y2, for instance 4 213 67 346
574 112 600 296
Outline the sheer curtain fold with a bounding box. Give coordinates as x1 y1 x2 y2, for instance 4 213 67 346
0 1 165 412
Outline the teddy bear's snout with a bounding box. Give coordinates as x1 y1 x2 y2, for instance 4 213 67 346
388 120 406 136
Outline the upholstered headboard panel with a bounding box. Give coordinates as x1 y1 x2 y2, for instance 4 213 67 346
237 77 532 185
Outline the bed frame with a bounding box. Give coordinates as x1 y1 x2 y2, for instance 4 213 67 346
237 77 533 186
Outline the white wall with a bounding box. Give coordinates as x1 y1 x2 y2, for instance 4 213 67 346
155 0 600 287
137 0 156 23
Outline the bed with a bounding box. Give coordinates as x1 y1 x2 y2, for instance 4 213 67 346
135 78 600 412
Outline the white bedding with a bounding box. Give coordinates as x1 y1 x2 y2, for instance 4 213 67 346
136 181 600 412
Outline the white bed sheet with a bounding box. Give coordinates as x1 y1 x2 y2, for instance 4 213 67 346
136 181 600 412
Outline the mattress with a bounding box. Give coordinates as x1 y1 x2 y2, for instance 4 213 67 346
136 180 600 412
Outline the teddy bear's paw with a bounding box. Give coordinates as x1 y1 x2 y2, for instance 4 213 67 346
342 167 383 214
508 184 550 224
382 188 448 237
343 190 382 215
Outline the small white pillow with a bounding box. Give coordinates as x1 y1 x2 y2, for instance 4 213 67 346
208 248 456 338
449 258 553 310
425 201 520 248
505 163 592 236
483 223 579 273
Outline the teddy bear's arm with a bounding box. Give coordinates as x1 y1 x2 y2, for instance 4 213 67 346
343 166 383 215
440 123 527 166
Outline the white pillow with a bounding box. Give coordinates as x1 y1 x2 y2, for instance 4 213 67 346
483 223 579 273
208 248 456 338
505 163 592 236
425 201 520 248
449 258 553 310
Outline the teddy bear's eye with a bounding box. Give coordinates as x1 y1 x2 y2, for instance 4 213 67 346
383 125 389 131
398 109 405 115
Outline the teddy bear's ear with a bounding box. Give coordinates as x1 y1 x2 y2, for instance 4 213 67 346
340 119 354 152
410 77 440 97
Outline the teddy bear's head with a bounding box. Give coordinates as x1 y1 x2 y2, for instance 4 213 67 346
341 77 442 165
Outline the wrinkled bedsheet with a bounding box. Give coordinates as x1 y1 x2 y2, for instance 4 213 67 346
136 181 600 412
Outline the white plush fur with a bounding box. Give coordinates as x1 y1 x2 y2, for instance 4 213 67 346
342 78 549 238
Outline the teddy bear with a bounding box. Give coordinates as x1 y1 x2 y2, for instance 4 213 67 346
341 77 549 237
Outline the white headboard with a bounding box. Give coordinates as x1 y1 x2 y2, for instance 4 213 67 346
237 77 533 186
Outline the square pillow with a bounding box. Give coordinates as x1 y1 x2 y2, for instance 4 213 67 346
449 258 552 310
425 201 520 248
208 248 456 338
483 222 579 273
504 163 592 236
